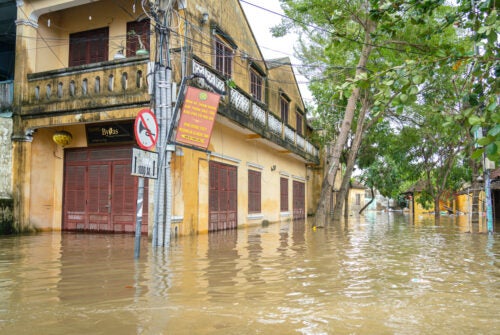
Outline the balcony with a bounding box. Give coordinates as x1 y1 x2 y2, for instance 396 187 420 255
192 59 319 164
0 80 13 112
22 57 150 117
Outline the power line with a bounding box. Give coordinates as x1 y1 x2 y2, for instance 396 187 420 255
239 0 430 56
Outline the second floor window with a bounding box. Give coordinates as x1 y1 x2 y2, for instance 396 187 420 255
69 27 109 67
250 68 263 101
126 19 150 57
296 111 303 135
215 37 233 77
280 94 289 125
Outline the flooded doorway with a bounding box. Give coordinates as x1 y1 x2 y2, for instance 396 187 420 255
63 146 148 233
209 161 237 231
293 180 305 219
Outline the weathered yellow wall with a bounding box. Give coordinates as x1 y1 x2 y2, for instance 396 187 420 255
348 187 365 214
456 194 469 213
181 0 267 89
35 2 150 72
413 193 432 216
267 63 305 130
28 124 86 230
172 120 308 234
455 192 484 214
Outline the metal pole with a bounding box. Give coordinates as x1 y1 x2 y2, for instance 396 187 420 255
134 176 145 258
485 169 494 233
164 66 173 247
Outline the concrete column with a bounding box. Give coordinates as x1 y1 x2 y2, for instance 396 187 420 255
11 132 34 232
11 2 38 232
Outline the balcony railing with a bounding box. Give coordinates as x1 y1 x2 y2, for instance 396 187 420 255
0 80 13 111
22 57 150 116
192 59 319 163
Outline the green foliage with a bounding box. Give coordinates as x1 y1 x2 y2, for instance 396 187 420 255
277 0 497 209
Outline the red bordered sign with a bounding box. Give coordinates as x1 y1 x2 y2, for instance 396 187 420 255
134 109 158 150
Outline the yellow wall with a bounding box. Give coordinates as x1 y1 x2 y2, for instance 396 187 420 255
28 124 86 231
455 192 485 214
267 63 305 130
348 187 365 214
172 120 308 235
36 2 150 72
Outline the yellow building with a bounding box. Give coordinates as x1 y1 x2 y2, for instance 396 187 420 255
12 0 320 236
403 181 453 217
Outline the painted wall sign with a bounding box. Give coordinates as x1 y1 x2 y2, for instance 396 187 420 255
86 122 134 145
175 86 220 150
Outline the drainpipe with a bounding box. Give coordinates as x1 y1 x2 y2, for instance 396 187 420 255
164 66 173 246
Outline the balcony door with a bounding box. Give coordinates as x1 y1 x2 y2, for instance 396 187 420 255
69 27 109 67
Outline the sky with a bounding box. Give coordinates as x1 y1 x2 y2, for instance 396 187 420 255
239 0 313 105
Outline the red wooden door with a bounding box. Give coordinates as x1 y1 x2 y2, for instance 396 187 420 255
87 164 111 231
293 180 305 219
63 146 148 233
63 164 87 230
209 161 237 231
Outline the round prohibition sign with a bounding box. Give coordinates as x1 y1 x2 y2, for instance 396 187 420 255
134 109 159 150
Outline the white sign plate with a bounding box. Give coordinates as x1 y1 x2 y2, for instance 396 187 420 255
131 148 158 179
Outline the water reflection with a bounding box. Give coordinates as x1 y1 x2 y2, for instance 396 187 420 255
0 214 498 334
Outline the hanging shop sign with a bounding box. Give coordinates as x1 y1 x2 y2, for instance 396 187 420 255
134 108 159 150
86 122 134 145
175 86 220 150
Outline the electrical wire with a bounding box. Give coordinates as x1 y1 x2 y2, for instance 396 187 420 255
239 0 431 56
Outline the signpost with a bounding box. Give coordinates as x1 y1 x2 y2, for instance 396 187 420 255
175 86 220 150
131 148 158 179
135 108 159 151
133 109 159 259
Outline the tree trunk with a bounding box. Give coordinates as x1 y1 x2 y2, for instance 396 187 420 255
434 196 441 218
359 186 374 214
344 183 350 217
313 20 376 227
333 95 370 221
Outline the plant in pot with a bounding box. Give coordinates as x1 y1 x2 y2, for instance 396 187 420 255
128 30 148 56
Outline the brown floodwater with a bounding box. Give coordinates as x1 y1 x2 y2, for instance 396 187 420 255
0 213 498 335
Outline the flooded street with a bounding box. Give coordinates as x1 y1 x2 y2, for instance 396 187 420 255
0 213 498 335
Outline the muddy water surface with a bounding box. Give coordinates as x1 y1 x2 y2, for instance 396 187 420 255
0 213 498 334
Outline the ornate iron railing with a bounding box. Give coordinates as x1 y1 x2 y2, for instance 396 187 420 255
192 59 319 162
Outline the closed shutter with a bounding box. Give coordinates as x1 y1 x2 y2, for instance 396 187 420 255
293 180 305 219
126 20 150 57
248 170 261 213
280 177 288 212
69 27 109 67
63 145 148 233
63 165 86 230
209 161 237 231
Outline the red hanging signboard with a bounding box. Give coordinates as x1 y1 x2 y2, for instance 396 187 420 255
175 87 220 150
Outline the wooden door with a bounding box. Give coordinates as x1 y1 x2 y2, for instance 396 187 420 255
293 180 305 219
63 146 147 233
209 161 237 231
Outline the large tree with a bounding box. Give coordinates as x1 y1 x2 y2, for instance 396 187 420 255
277 0 466 225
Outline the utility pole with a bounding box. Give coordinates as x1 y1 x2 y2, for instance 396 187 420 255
151 0 174 247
